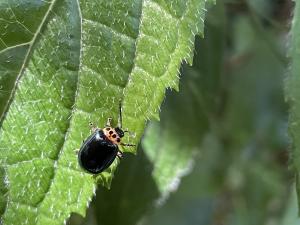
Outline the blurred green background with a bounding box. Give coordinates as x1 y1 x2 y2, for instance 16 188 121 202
68 0 296 224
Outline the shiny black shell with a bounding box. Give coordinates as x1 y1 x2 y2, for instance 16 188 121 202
78 129 118 174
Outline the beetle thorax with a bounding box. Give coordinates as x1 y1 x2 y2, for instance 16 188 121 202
103 127 121 144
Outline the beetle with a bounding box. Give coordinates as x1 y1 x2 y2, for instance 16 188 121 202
77 103 135 174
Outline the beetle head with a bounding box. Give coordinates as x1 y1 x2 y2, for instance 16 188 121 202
114 127 124 138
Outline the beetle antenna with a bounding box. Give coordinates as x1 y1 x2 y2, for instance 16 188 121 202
89 122 97 133
118 100 123 128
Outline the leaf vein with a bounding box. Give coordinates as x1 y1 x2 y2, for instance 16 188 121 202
83 18 135 42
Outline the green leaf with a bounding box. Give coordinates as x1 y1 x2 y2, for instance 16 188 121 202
0 0 210 224
69 4 222 224
286 0 300 210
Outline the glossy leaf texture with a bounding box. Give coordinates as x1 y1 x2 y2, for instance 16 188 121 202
0 0 211 225
286 0 300 211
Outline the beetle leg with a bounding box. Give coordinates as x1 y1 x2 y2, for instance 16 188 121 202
123 129 136 138
123 128 129 133
118 101 123 128
89 122 97 133
121 143 136 147
74 149 79 154
117 150 123 159
106 117 112 127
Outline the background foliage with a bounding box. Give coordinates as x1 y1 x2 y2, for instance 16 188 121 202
0 0 298 225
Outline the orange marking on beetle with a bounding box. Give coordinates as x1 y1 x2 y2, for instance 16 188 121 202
103 127 122 145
